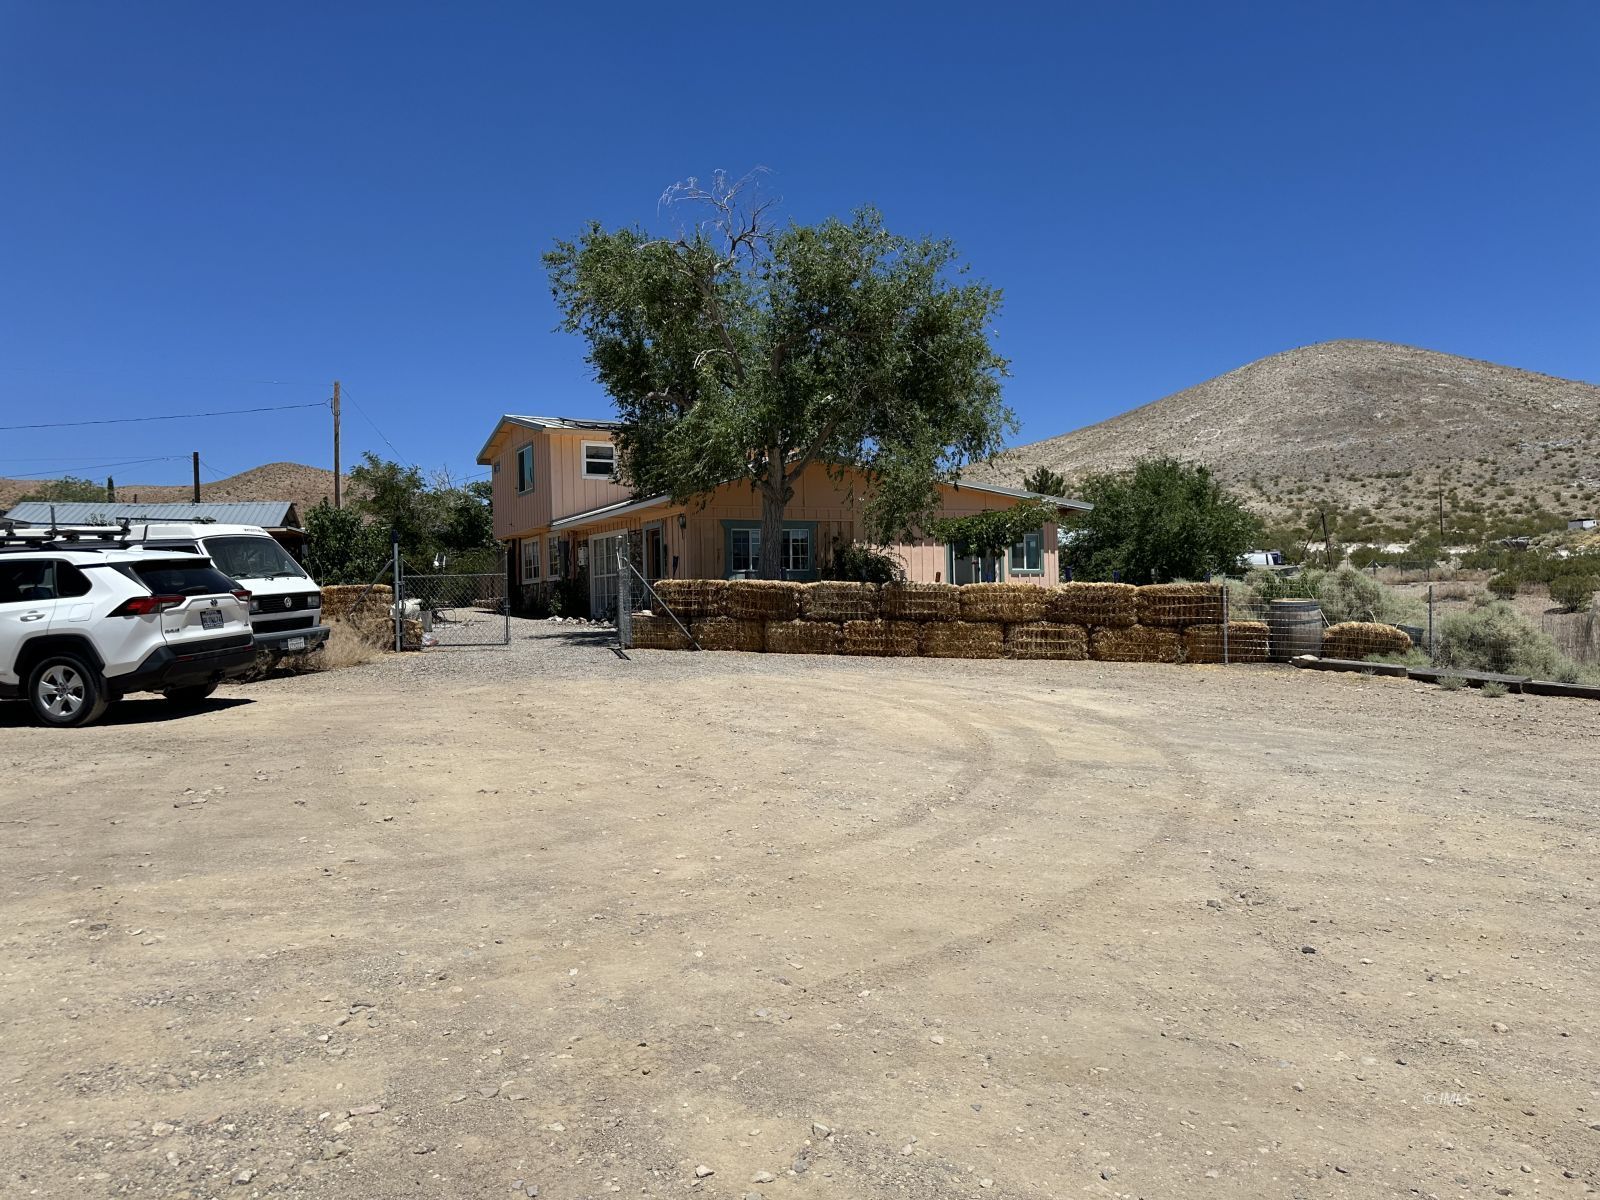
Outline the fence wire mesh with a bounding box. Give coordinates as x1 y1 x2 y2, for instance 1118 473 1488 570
399 562 510 647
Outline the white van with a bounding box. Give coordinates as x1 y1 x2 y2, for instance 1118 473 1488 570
127 523 329 662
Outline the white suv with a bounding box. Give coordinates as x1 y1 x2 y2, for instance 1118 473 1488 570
0 525 256 727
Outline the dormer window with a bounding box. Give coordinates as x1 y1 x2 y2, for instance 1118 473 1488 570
582 441 616 479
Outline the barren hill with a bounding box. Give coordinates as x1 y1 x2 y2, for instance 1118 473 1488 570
0 462 347 519
984 340 1600 541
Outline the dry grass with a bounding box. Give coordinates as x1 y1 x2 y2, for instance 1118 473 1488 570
650 579 729 620
765 619 840 655
632 613 694 651
314 619 384 669
841 619 920 657
1005 621 1089 660
800 581 880 623
1136 582 1225 628
880 582 959 621
1047 583 1138 628
1322 621 1413 659
1089 624 1182 663
689 617 765 652
920 621 1005 659
1183 621 1270 664
958 583 1048 623
727 580 804 621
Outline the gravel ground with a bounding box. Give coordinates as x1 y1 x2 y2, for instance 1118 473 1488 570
2 620 1597 1199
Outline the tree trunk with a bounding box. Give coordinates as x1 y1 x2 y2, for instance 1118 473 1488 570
759 470 787 580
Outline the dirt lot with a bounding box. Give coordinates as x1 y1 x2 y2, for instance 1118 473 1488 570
3 622 1598 1199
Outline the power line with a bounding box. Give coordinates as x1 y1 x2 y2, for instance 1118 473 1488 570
338 384 412 465
7 455 190 480
0 400 327 432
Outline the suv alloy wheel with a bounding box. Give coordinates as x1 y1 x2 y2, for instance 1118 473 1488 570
27 652 111 727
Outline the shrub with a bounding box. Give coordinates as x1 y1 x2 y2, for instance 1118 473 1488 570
1437 673 1466 691
1435 599 1578 679
823 543 906 585
1549 573 1597 613
1486 573 1519 600
1317 567 1420 625
1480 682 1509 699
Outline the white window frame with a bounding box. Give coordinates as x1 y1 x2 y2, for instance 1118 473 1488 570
515 443 535 494
547 536 562 579
1008 529 1044 576
521 536 541 583
581 440 617 480
783 528 811 575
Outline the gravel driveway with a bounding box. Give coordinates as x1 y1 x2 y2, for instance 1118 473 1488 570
2 620 1596 1198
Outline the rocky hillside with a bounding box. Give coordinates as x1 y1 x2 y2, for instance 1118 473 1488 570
0 462 347 518
985 340 1600 543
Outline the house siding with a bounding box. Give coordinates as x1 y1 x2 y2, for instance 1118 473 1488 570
486 426 631 541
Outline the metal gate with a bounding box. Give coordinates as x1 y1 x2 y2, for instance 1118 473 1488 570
399 569 510 647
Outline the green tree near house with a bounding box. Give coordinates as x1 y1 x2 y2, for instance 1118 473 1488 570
1020 466 1070 497
17 475 106 504
1062 457 1263 582
544 170 1014 579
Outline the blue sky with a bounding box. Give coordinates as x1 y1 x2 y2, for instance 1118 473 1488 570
2 2 1596 490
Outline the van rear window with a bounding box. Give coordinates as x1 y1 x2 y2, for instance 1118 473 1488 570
126 560 239 596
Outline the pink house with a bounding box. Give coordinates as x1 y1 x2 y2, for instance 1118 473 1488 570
476 415 1088 616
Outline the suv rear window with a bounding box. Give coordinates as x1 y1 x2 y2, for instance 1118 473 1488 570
125 560 240 597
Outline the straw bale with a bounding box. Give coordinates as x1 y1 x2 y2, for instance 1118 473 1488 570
1005 621 1089 660
1089 624 1182 663
1137 582 1225 627
801 580 880 622
320 583 393 620
764 619 839 655
1047 582 1138 628
1183 621 1270 664
690 617 764 652
1322 621 1412 659
958 582 1049 623
632 613 693 650
880 581 959 621
920 621 1005 659
727 579 803 620
649 578 728 620
841 619 920 657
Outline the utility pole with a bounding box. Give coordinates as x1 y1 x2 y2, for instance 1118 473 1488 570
332 380 342 509
1319 509 1332 570
1438 490 1446 543
191 451 201 502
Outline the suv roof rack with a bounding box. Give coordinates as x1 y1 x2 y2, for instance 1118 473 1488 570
0 515 135 549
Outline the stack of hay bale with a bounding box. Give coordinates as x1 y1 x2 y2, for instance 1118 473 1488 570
621 576 1396 667
320 583 412 650
1321 621 1413 659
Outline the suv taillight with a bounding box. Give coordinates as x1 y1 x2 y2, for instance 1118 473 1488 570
232 589 251 605
112 594 185 616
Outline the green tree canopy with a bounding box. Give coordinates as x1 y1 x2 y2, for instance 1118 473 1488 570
17 475 106 504
1062 458 1264 582
545 172 1014 577
1020 466 1070 497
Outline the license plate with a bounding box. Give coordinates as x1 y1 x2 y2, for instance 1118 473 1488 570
201 610 224 630
285 636 306 651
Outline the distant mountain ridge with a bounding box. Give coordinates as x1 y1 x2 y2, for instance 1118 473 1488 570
0 462 346 521
980 340 1600 540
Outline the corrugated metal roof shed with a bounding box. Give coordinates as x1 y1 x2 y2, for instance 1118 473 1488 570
2 500 302 530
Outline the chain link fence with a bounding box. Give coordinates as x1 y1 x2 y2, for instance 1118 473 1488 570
399 560 510 647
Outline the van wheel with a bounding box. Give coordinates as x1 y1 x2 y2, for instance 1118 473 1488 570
27 653 112 727
163 684 218 708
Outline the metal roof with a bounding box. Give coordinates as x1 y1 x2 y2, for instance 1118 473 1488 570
2 500 302 530
476 414 620 463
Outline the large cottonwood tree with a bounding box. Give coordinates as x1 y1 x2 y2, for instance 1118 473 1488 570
544 172 1014 578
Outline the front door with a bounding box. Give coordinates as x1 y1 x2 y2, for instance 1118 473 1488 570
642 523 665 582
589 533 621 619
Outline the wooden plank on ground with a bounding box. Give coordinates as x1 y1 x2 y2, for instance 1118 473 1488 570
1407 668 1531 691
1523 680 1600 701
1291 656 1408 677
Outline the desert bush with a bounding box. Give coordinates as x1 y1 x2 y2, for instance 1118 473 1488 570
1549 573 1597 613
1436 599 1582 681
822 543 906 585
1317 567 1420 625
1437 673 1466 691
1480 682 1509 699
1486 573 1519 600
